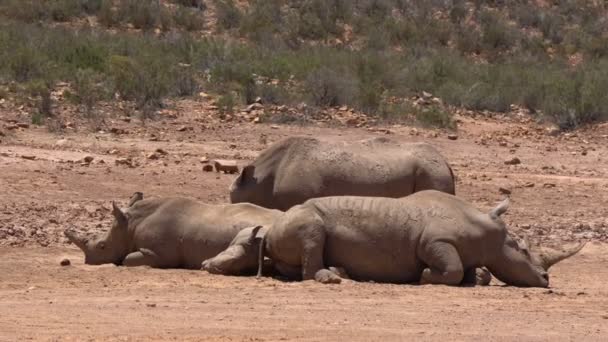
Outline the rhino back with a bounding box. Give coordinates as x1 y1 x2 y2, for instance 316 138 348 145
308 196 426 283
275 140 451 200
130 199 280 269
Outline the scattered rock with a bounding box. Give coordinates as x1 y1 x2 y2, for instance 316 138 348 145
581 150 588 156
504 157 521 165
5 124 19 130
83 156 94 164
246 103 263 112
16 123 29 128
202 164 214 172
108 149 119 155
146 152 159 160
546 126 560 136
543 183 556 188
499 187 512 195
177 126 190 132
21 155 36 160
229 143 237 149
115 158 135 168
60 258 71 266
253 117 261 124
213 160 239 174
523 182 535 188
55 139 68 146
447 134 458 140
199 157 209 164
146 303 157 308
270 125 279 129
155 148 168 155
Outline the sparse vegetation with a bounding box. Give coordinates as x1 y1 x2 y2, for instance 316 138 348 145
1 0 608 129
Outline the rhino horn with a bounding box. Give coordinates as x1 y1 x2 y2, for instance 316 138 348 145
489 197 510 219
539 242 586 270
64 229 87 251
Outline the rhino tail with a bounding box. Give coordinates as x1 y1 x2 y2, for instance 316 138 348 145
489 197 510 220
447 163 456 195
256 233 266 278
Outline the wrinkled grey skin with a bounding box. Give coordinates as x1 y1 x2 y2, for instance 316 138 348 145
64 193 281 269
203 190 585 287
229 136 456 211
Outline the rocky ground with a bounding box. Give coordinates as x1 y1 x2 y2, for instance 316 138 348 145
1 103 608 340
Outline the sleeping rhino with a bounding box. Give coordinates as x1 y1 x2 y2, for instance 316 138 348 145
202 190 585 287
229 136 455 211
64 192 281 269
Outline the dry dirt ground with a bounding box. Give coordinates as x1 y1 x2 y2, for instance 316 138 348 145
1 110 608 341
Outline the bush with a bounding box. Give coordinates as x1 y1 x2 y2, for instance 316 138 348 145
214 0 241 31
69 68 107 117
415 106 455 129
118 0 161 30
173 6 205 31
305 67 359 107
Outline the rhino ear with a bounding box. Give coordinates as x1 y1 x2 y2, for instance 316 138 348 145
239 165 255 185
247 225 264 244
112 201 128 228
128 192 143 207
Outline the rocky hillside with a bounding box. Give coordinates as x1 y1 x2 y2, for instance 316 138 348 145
1 0 607 131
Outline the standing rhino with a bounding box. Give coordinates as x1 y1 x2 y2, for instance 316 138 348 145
202 190 585 287
64 193 282 269
229 136 455 211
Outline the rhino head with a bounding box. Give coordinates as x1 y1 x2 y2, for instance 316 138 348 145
489 233 586 288
229 164 276 208
202 225 265 275
64 195 141 266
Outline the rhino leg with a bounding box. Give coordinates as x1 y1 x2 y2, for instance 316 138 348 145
299 225 328 283
462 267 492 286
419 241 464 286
122 248 158 268
274 261 302 280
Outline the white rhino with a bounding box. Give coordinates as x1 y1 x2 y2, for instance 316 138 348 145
64 192 282 269
203 190 585 288
229 136 455 211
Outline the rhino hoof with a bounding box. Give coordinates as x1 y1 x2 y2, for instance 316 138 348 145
314 269 342 284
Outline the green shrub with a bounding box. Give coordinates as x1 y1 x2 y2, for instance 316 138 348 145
69 68 107 117
305 67 359 107
119 0 161 30
415 105 455 129
214 0 241 31
173 6 205 31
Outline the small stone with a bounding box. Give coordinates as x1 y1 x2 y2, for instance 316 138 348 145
270 125 279 129
213 160 239 174
60 258 71 266
55 139 68 146
21 155 36 160
229 143 237 149
543 183 556 188
155 148 168 155
504 157 521 165
177 126 189 132
200 157 209 164
202 164 214 172
146 303 157 308
253 117 261 124
108 149 119 155
422 91 432 98
523 182 535 188
83 156 94 163
146 152 159 160
447 134 458 140
581 150 588 156
499 187 512 195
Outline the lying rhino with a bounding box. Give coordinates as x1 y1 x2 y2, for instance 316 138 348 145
229 136 455 211
202 190 584 287
64 193 282 268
